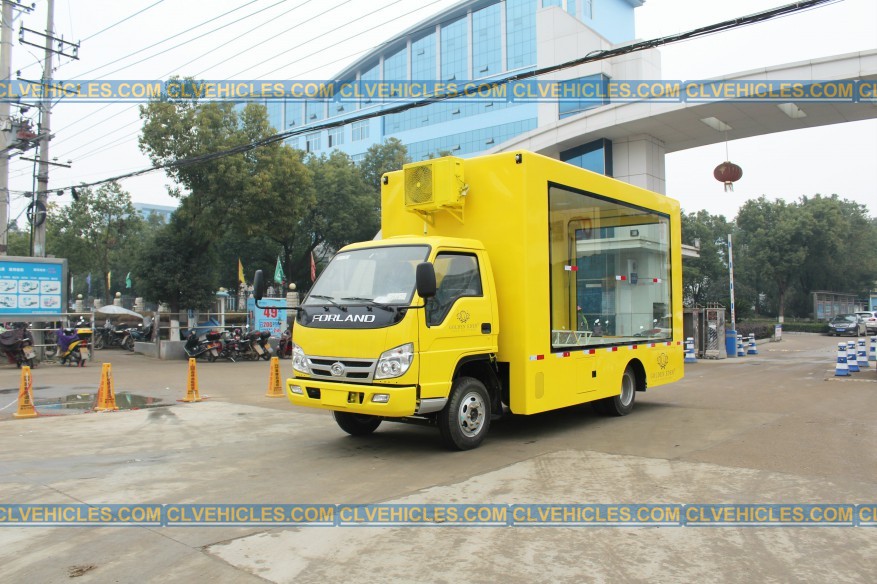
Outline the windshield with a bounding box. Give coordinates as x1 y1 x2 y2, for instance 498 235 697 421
304 245 429 307
831 315 856 323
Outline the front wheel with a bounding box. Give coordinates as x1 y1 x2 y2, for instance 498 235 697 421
438 377 491 450
333 412 382 436
594 365 637 416
93 335 105 350
122 336 134 351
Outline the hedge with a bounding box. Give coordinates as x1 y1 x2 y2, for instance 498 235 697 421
735 320 825 338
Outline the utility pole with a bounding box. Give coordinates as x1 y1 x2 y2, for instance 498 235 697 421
0 1 11 254
0 0 32 254
13 0 77 257
31 0 53 257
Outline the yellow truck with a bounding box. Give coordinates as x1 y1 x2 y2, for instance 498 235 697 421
254 151 684 449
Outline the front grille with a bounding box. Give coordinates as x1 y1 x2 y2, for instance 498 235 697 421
307 356 376 382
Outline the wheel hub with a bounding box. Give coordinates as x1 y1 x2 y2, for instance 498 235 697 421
458 393 486 437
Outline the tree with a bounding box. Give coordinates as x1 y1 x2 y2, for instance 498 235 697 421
735 197 810 320
131 211 219 313
5 220 31 256
139 84 315 296
680 210 734 307
794 195 877 312
46 182 143 302
358 138 410 192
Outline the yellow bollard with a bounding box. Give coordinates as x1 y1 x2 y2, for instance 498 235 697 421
180 358 203 402
13 366 38 418
266 356 284 397
94 363 119 411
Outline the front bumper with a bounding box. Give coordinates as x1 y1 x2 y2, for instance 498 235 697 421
287 377 418 417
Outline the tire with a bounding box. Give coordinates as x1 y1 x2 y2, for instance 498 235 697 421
122 336 134 351
594 365 637 416
261 351 271 361
207 352 216 363
93 334 105 350
333 411 382 436
438 376 491 450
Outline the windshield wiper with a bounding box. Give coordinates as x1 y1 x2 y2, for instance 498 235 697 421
340 297 395 312
309 294 346 311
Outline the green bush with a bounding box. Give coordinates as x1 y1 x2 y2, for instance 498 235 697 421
734 320 824 338
777 322 827 334
735 322 776 340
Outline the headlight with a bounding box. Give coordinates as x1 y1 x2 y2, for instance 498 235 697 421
291 342 311 375
374 343 414 380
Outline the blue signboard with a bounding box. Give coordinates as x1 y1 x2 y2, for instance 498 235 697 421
246 297 287 337
0 257 67 317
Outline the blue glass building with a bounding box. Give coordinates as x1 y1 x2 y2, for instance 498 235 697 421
264 0 647 177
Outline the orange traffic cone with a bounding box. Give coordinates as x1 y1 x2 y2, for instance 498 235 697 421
13 366 37 418
94 363 119 411
266 356 284 397
180 358 204 402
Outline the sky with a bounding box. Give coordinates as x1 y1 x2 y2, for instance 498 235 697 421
4 0 876 225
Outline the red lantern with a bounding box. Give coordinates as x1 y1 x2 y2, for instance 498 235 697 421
714 161 742 192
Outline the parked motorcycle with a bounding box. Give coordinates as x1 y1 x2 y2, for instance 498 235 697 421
56 324 92 367
242 329 272 361
223 327 252 361
184 330 222 361
93 321 132 350
0 323 37 368
277 327 292 359
123 318 154 351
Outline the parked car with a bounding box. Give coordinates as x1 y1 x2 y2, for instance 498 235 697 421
826 314 867 337
854 311 877 334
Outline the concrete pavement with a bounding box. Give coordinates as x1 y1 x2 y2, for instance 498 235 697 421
1 334 876 583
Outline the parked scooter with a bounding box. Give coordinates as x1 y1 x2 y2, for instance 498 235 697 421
0 322 36 368
277 327 292 359
56 322 92 367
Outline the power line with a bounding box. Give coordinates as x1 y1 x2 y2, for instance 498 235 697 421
81 0 168 42
51 0 377 159
37 0 839 198
47 0 299 150
68 0 266 81
193 0 345 78
52 0 445 161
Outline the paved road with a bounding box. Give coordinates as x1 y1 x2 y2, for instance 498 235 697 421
1 334 875 583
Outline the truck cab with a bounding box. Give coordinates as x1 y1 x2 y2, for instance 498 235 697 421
284 236 500 450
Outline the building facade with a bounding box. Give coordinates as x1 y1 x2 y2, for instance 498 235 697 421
262 0 651 177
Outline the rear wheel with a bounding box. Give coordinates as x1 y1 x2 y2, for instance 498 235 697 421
594 365 637 416
438 377 491 450
333 412 382 436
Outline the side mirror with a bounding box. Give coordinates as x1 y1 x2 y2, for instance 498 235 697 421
253 270 265 301
415 262 436 299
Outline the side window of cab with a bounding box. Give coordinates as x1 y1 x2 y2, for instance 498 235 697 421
427 253 483 326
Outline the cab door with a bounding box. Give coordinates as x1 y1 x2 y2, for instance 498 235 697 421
418 251 495 400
